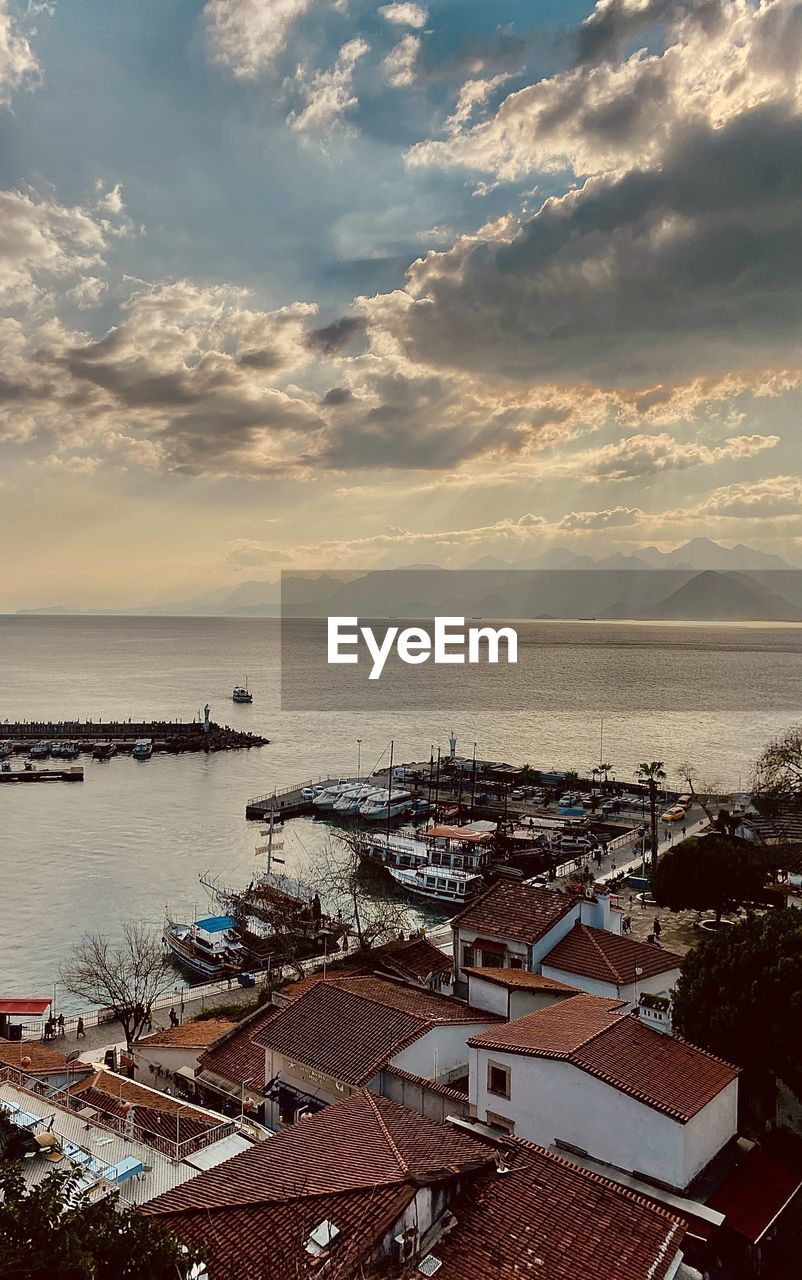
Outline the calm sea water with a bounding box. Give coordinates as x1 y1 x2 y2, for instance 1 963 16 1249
1 615 801 1007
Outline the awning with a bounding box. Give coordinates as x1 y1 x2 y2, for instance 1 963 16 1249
428 826 490 844
0 998 52 1016
473 938 506 956
707 1146 802 1244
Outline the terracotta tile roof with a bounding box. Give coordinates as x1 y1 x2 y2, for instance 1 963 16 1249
196 1003 281 1089
435 1135 685 1280
145 1090 491 1216
69 1069 212 1118
0 1037 91 1077
464 966 578 993
383 1066 470 1103
373 935 453 981
469 994 739 1121
543 923 683 986
68 1084 218 1145
254 979 498 1085
451 881 576 945
138 1018 233 1049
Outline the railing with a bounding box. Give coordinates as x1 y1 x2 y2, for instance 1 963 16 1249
246 777 358 808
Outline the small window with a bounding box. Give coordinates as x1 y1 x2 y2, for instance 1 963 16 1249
487 1061 511 1099
462 945 475 968
508 957 524 970
447 880 458 892
485 1110 515 1135
481 950 503 969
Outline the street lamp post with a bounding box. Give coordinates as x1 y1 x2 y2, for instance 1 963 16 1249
357 739 362 778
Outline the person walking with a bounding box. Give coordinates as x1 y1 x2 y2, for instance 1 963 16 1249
653 916 662 941
57 1014 65 1038
169 1007 179 1028
76 1016 85 1039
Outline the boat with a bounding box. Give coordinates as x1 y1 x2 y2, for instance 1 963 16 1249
52 741 79 760
28 741 50 759
313 781 353 811
132 738 153 760
162 913 245 979
92 741 116 760
332 782 383 817
0 741 13 759
387 864 485 906
232 680 253 704
358 789 414 822
356 823 495 874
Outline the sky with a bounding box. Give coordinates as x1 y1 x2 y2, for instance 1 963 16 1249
1 0 802 609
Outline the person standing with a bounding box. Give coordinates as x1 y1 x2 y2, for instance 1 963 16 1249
76 1017 85 1039
653 916 662 941
57 1014 65 1038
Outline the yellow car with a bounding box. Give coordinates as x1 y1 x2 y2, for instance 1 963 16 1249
660 805 686 822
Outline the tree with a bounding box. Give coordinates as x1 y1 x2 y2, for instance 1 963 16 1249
752 723 802 810
651 833 770 924
636 761 667 873
60 922 175 1050
0 1164 202 1280
313 835 414 952
672 909 802 1084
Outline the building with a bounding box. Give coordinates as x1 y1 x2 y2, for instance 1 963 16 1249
463 966 578 1018
0 1037 93 1091
0 1064 258 1208
144 1089 688 1280
133 1017 234 1088
468 993 740 1192
451 880 620 983
541 921 682 1003
190 1003 282 1121
253 975 502 1128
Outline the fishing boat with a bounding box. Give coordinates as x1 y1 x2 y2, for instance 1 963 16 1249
132 738 153 760
92 741 116 761
387 864 485 906
162 914 245 979
232 680 253 704
357 823 495 873
28 741 50 759
358 789 414 822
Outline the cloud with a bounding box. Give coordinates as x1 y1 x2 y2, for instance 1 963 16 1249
379 3 428 29
306 315 364 353
203 0 315 79
0 0 40 105
288 37 370 134
380 100 802 386
445 73 514 134
0 188 108 307
556 430 779 483
576 0 724 66
692 475 802 518
557 506 642 530
382 33 420 87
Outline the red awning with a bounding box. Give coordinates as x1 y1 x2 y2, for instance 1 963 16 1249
473 938 506 956
707 1146 802 1244
428 825 490 843
0 997 52 1016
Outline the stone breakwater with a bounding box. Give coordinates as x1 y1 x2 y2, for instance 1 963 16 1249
0 720 269 753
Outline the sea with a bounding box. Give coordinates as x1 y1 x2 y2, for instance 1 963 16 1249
1 614 801 1008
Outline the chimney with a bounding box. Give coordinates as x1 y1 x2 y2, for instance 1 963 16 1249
638 993 673 1035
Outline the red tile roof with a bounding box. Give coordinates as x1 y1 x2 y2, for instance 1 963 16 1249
706 1145 802 1243
0 1037 91 1077
0 998 51 1016
139 1017 234 1049
464 966 578 993
451 881 576 945
543 923 683 986
469 994 739 1121
146 1089 491 1214
254 978 499 1085
435 1135 685 1280
196 1004 281 1089
373 935 453 981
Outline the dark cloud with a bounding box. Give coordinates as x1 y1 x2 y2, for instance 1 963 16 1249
576 0 723 65
321 385 353 405
306 315 365 354
396 103 802 387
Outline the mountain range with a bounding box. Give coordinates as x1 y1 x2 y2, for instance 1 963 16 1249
14 539 802 621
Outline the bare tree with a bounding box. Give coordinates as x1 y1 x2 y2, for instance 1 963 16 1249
60 922 175 1049
311 834 414 953
752 724 802 809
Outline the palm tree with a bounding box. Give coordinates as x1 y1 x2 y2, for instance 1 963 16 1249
636 761 667 873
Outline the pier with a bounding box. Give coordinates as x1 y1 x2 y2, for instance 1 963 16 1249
0 766 84 784
246 777 358 821
0 719 268 755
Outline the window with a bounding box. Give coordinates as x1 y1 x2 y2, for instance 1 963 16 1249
508 956 524 970
487 1061 511 1099
481 950 503 968
486 1110 515 1135
462 945 475 968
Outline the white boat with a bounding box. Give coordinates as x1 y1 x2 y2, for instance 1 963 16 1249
357 824 493 873
358 789 413 822
163 913 245 979
232 680 253 704
132 738 153 760
332 782 383 816
387 864 485 906
313 781 353 811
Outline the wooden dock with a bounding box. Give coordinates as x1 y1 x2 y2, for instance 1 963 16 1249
0 720 268 755
0 766 83 784
246 778 359 821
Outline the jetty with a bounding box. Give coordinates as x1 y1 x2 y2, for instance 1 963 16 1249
246 778 357 821
0 766 84 784
0 719 268 755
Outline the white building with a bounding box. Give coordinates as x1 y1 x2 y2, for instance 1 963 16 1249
134 1017 234 1088
463 966 578 1019
541 921 682 1004
467 993 740 1192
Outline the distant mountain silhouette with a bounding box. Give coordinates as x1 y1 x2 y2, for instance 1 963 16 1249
635 570 802 621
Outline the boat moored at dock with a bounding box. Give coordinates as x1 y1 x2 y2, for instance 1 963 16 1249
162 914 245 979
358 789 414 822
132 738 153 760
387 863 485 906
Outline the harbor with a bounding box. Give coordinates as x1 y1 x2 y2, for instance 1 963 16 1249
0 714 268 756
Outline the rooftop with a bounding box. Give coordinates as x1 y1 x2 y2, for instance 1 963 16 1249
451 881 576 945
0 998 52 1017
254 978 498 1085
543 922 684 986
373 935 453 981
433 1133 685 1280
0 1037 92 1078
138 1017 234 1049
196 1003 281 1090
464 966 578 993
469 994 740 1122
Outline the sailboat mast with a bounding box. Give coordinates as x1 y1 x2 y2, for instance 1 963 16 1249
386 739 394 839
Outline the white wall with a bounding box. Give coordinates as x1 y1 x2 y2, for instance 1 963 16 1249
509 989 574 1019
540 964 679 1006
466 975 509 1017
391 1022 494 1080
470 1046 735 1191
135 1043 205 1079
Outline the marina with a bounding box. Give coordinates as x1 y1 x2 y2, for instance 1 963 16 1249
0 717 268 755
